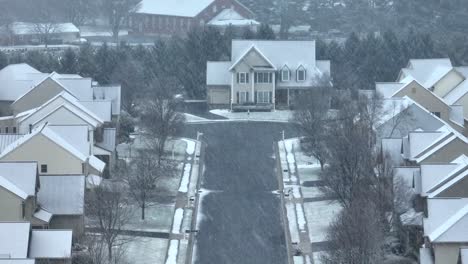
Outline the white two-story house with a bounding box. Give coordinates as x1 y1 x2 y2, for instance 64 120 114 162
206 40 331 110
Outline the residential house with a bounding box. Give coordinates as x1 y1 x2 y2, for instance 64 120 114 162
129 0 255 36
0 222 72 264
0 124 105 176
206 40 331 110
376 58 468 135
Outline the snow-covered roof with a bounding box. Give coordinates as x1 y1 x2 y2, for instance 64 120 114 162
0 124 88 162
29 230 72 259
424 198 468 239
48 125 90 156
444 68 468 104
409 131 449 159
207 9 259 26
136 0 215 17
428 202 468 242
0 176 28 199
376 82 406 99
8 22 79 35
93 86 121 116
400 58 453 83
415 131 467 163
207 61 231 85
88 156 106 173
38 175 85 215
0 162 37 198
18 91 104 128
0 134 25 154
55 78 93 101
0 64 43 101
33 207 53 223
381 138 403 165
79 101 112 122
0 222 30 258
419 163 461 196
0 260 35 264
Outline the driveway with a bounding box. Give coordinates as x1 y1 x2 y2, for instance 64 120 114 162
182 122 297 264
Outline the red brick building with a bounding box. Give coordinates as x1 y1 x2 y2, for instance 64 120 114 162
129 0 255 36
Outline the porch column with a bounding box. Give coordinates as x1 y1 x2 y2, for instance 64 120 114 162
287 88 290 107
251 71 255 103
231 72 234 111
272 72 276 110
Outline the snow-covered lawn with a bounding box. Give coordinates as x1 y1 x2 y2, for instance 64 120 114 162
296 204 307 231
294 255 305 264
301 186 326 199
303 200 341 243
298 167 321 182
184 113 209 123
125 236 169 264
210 109 293 122
125 203 175 233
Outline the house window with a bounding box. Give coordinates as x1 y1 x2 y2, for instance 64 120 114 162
41 164 48 173
237 72 249 84
432 112 441 118
257 91 272 104
5 127 8 134
297 67 306 82
237 91 249 104
12 127 16 134
255 72 273 83
281 68 290 82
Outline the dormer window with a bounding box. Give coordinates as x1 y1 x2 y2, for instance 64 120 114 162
281 66 290 82
297 66 306 82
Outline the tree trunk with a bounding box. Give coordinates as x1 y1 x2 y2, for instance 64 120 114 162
107 241 113 261
141 202 145 220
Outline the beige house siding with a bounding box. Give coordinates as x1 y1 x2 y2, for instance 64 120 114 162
12 78 65 114
433 244 463 264
0 187 23 221
207 86 230 105
1 134 84 175
419 138 468 164
438 176 468 198
50 215 84 240
433 70 465 98
455 93 468 121
394 82 450 121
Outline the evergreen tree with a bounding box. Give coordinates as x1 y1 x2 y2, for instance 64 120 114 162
95 43 118 84
25 51 49 72
256 24 275 40
242 27 255 39
77 43 97 79
0 51 7 70
59 48 78 74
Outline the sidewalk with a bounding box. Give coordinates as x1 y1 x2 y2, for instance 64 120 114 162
278 138 342 264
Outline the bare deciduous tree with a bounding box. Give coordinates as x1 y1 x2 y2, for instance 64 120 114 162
140 81 185 165
126 149 175 220
102 0 140 42
293 78 333 170
86 183 132 262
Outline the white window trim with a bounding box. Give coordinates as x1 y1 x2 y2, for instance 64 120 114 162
297 67 306 82
281 69 290 82
238 72 249 84
255 72 272 84
257 91 271 104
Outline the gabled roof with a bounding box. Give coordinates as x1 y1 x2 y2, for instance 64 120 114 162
229 44 277 71
0 134 25 154
0 162 37 198
29 230 72 259
13 73 73 105
415 132 467 163
92 85 121 116
0 124 88 162
18 91 104 127
207 8 259 26
33 207 53 223
136 0 215 17
38 175 85 215
0 222 30 258
428 203 468 242
48 125 90 156
0 176 28 199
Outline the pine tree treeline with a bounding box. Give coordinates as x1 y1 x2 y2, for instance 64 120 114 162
1 28 467 108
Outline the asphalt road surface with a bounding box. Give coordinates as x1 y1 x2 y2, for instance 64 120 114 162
182 122 298 264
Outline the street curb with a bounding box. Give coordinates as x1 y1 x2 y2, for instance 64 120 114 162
275 141 294 264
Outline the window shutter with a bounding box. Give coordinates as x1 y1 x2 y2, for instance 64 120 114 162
246 92 249 102
246 73 249 83
254 73 257 83
269 92 272 103
237 73 239 83
269 73 273 83
236 92 239 104
254 92 257 103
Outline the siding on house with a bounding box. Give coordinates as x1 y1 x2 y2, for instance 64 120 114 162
0 134 84 175
419 138 468 164
12 78 65 114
